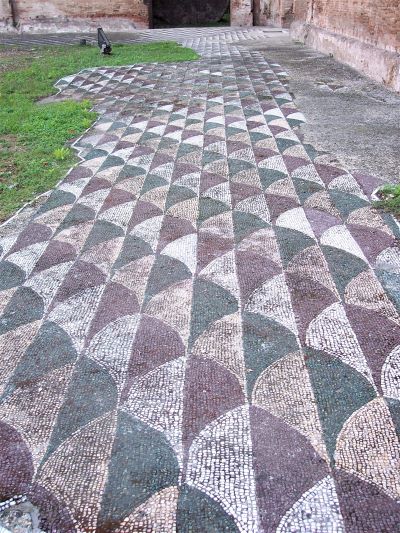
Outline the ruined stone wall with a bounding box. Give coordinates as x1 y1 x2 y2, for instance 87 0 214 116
231 0 284 26
0 0 284 32
258 0 273 25
291 0 400 91
0 0 234 31
311 0 399 51
267 0 281 25
0 0 151 32
292 0 309 22
253 0 293 27
231 0 253 26
253 0 273 26
0 0 12 28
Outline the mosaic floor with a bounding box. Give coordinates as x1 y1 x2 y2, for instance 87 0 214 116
0 28 400 532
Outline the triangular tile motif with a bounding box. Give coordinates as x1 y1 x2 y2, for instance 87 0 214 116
0 27 399 531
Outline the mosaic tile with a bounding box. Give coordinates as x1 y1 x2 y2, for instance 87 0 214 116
0 27 399 532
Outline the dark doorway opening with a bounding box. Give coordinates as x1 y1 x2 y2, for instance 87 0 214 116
152 0 230 28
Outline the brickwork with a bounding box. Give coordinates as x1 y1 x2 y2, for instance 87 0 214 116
0 0 151 31
255 0 272 25
249 0 294 27
291 0 400 91
304 0 399 52
0 0 12 28
267 0 280 25
292 0 309 22
0 0 285 31
231 0 253 26
231 0 286 27
281 0 295 25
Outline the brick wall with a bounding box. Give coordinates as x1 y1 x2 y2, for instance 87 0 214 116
267 0 281 25
292 0 309 21
281 0 294 25
291 0 400 90
255 0 294 27
231 0 253 26
231 0 290 27
1 0 281 31
310 0 399 52
1 0 151 31
0 0 12 27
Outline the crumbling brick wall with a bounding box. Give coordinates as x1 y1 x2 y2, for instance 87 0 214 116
1 0 151 31
267 0 294 26
291 0 400 90
0 0 289 31
231 0 292 27
304 0 399 51
267 0 281 25
253 0 272 26
0 0 12 27
231 0 253 26
293 0 399 52
292 0 309 22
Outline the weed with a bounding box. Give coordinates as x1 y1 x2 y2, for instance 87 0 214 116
53 147 70 161
375 183 400 218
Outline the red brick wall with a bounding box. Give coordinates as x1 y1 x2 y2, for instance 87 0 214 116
0 0 12 26
231 0 293 27
268 0 282 25
258 0 294 27
2 0 279 30
1 0 151 30
281 0 294 25
291 0 400 90
292 0 309 22
231 0 253 26
293 0 399 52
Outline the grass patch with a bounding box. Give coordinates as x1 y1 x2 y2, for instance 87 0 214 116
375 184 400 219
0 41 198 221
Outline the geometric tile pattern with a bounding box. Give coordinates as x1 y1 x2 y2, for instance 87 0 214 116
0 28 400 532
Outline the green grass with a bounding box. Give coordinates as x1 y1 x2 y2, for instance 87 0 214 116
375 184 400 218
0 41 198 221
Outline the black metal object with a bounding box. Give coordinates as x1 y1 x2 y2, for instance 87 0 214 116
97 28 112 55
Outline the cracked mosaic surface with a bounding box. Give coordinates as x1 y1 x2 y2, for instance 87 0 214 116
0 27 400 532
